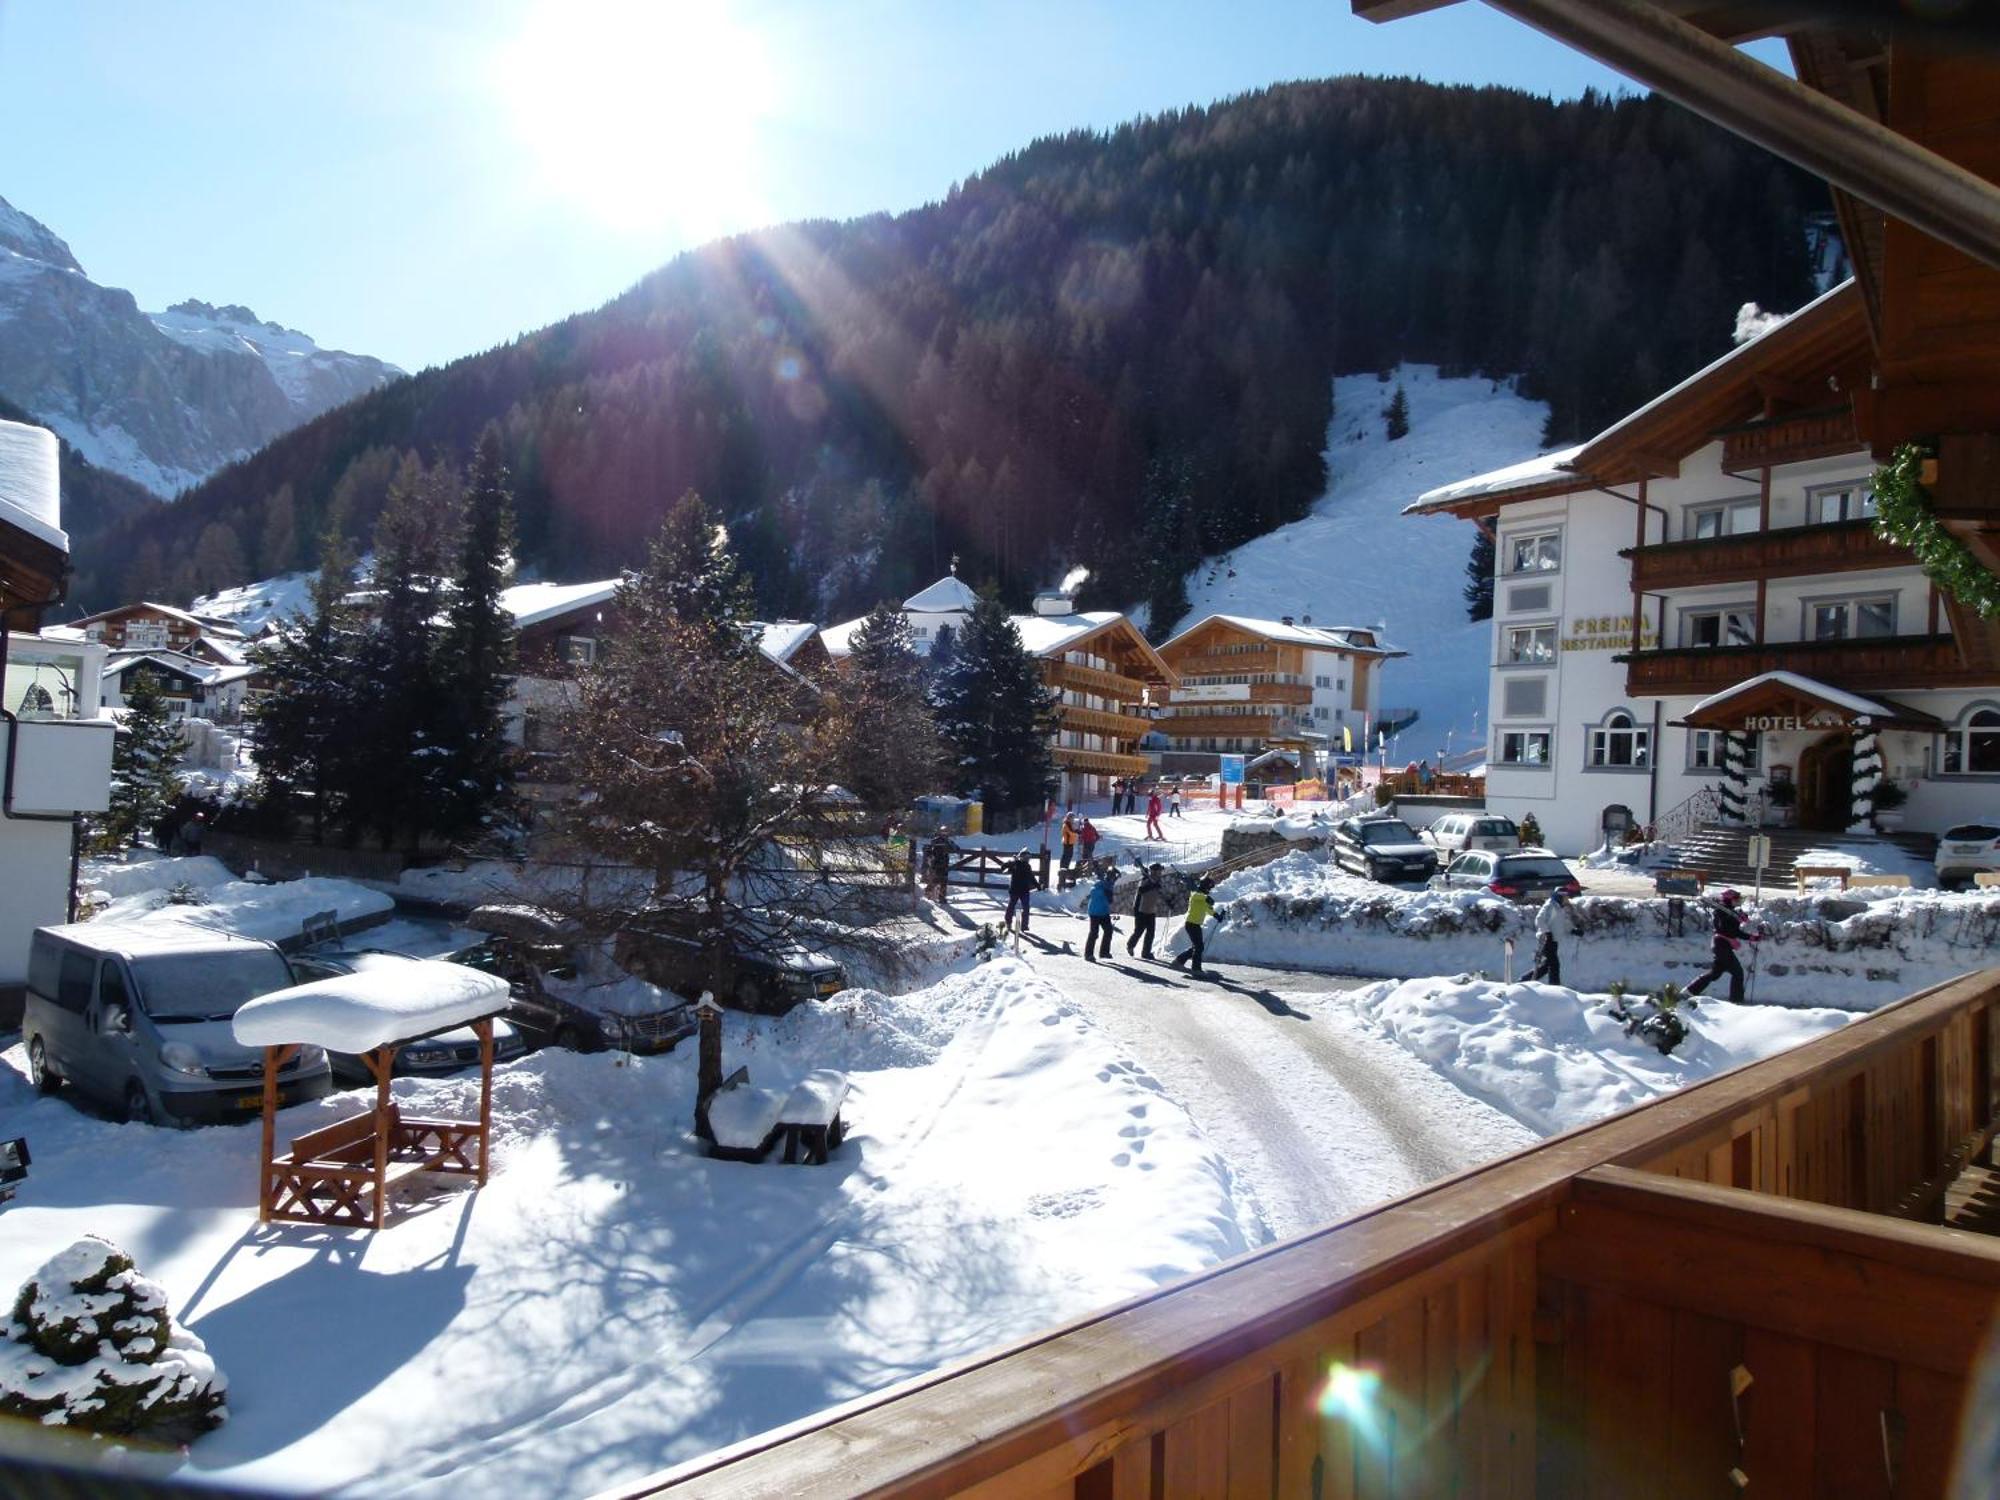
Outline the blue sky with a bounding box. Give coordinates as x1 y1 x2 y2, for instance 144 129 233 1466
0 1 1788 373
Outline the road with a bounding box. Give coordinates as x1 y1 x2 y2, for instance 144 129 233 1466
999 914 1536 1242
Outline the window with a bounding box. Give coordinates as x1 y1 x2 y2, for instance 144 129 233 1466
1498 729 1552 766
1942 706 2000 775
1505 529 1561 575
1687 501 1759 539
1808 595 1895 641
57 949 94 1014
561 635 597 665
1808 484 1878 525
1587 710 1650 769
1504 624 1556 665
1689 729 1763 772
1682 607 1757 649
100 962 129 1014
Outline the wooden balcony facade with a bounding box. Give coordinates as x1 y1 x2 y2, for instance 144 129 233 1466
1161 710 1302 741
1042 658 1147 703
1718 405 1860 470
627 969 2000 1499
1052 702 1153 740
1052 745 1150 777
1623 519 1909 590
1169 647 1286 677
1620 633 1984 696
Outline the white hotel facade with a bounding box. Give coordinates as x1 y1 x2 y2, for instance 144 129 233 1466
1413 281 2000 856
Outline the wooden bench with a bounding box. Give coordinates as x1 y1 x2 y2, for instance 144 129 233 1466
1793 863 1851 891
777 1070 851 1165
703 1075 789 1163
268 1104 480 1226
1975 872 2000 890
1849 872 1913 891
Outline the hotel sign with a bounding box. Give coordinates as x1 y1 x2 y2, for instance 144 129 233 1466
1563 614 1658 652
1176 683 1252 703
1739 709 1851 733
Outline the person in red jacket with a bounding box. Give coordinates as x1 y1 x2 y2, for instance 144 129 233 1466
1145 788 1164 841
1686 889 1761 1003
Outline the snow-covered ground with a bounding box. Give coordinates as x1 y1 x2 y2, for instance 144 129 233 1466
79 854 393 946
191 572 317 635
1200 850 2000 1008
1168 366 1553 753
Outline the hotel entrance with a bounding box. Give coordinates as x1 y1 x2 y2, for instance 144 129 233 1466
1795 730 1853 832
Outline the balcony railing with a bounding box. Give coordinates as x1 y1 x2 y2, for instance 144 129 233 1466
1619 633 1973 696
1053 703 1152 740
1042 659 1148 702
1164 712 1309 740
1051 746 1150 776
1623 519 1908 589
3 716 114 815
1166 648 1285 676
1718 405 1859 469
1169 680 1312 707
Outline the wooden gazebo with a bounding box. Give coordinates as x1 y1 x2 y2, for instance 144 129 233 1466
232 962 510 1230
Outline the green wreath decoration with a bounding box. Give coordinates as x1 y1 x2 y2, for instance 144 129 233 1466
1872 443 2000 618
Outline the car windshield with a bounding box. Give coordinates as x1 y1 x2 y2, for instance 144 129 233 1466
1500 858 1573 881
132 948 296 1022
1361 822 1421 845
1945 824 2000 841
1476 820 1517 837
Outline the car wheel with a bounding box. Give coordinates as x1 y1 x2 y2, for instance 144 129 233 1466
124 1081 157 1126
28 1036 59 1094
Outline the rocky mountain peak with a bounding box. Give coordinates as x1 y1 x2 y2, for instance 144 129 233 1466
0 195 83 274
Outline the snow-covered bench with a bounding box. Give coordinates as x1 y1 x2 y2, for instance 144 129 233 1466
703 1075 789 1164
776 1070 850 1165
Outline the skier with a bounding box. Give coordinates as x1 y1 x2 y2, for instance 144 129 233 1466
1083 864 1118 962
1146 788 1165 841
923 833 953 903
1526 887 1572 985
1079 815 1100 866
1168 787 1183 818
1169 876 1219 977
1686 888 1761 1003
1127 862 1165 959
1004 848 1037 934
1058 810 1078 886
1111 778 1127 817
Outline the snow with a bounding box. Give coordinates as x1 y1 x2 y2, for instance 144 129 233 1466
1168 366 1557 752
1321 976 1856 1137
1010 608 1126 657
191 572 319 634
902 574 981 613
232 961 510 1052
500 578 621 631
754 620 818 664
705 1081 788 1150
1163 612 1400 655
0 417 65 554
1685 670 1903 723
146 300 405 410
0 959 1251 1493
81 854 394 947
1201 850 2000 1008
1406 443 1585 513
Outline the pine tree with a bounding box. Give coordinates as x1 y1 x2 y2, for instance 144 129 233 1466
622 491 756 649
433 427 519 839
1384 384 1411 442
258 484 298 577
249 526 359 841
931 596 1058 816
928 622 957 679
100 669 183 850
1463 530 1495 622
839 602 942 814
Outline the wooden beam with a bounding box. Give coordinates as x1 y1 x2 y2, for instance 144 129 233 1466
1474 0 2000 274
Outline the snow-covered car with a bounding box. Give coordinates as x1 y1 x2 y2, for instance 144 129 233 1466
1935 822 2000 888
1436 849 1582 904
613 909 849 1015
1422 812 1522 857
286 950 528 1082
1330 816 1439 884
450 906 694 1055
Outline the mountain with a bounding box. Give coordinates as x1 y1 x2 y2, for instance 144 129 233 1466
64 78 1826 617
0 196 400 497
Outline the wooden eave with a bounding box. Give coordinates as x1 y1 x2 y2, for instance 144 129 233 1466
1040 615 1177 688
0 520 69 631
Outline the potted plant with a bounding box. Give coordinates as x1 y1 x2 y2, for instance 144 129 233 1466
1871 778 1909 832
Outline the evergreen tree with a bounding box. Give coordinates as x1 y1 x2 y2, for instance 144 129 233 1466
839 602 942 814
433 426 519 839
258 484 298 577
928 622 957 680
249 526 360 841
1384 384 1411 442
623 490 756 649
1464 530 1495 622
931 596 1058 816
100 669 183 850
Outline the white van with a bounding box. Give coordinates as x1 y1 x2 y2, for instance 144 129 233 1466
24 925 334 1125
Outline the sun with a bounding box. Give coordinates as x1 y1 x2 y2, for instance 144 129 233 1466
495 0 776 239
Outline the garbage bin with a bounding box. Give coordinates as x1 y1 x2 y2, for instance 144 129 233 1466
967 801 984 835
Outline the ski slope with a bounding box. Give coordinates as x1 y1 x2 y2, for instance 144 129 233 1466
1171 365 1552 756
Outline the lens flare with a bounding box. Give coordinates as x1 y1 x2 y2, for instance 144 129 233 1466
1318 1362 1388 1447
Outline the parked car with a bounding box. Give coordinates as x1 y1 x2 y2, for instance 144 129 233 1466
451 904 695 1054
1437 849 1583 903
1422 813 1522 857
286 948 527 1082
1330 816 1440 884
613 907 849 1015
1935 822 2000 888
23 925 332 1126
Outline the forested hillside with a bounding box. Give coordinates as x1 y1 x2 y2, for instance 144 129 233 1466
67 77 1825 619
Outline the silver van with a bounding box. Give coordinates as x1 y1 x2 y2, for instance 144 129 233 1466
24 925 334 1125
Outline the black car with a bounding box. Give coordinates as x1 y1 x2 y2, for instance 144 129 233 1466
1436 849 1583 904
1331 816 1440 884
613 908 849 1015
286 949 528 1083
451 906 693 1056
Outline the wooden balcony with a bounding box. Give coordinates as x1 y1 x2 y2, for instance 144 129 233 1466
1169 680 1312 708
1167 648 1285 677
1160 711 1300 740
1623 519 1908 590
1042 659 1147 702
627 970 2000 1500
1052 703 1152 740
1051 745 1150 777
1718 405 1859 469
1621 633 1981 696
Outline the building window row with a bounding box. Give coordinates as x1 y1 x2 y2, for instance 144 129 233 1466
1497 728 1552 767
1586 710 1650 769
1807 594 1895 641
1504 623 1557 666
1504 529 1561 576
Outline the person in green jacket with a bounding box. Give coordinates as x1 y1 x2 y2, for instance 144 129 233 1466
1169 876 1219 977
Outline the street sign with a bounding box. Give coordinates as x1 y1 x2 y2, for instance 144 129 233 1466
1746 835 1772 870
1219 754 1245 786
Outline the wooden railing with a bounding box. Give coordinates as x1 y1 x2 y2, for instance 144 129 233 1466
620 968 2000 1499
1168 648 1286 676
1719 406 1859 469
1621 634 1973 695
1161 711 1300 740
1052 703 1152 740
1623 518 1907 589
1043 659 1149 701
1051 745 1150 776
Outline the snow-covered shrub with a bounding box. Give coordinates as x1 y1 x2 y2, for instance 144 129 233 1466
0 1237 226 1443
163 880 208 907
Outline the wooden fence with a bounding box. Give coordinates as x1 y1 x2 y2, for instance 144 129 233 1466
615 967 2000 1499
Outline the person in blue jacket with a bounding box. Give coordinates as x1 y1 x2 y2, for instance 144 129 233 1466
1083 864 1118 962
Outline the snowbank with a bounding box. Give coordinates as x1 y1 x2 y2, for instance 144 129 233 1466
233 962 509 1052
1204 852 2000 1008
1323 977 1856 1136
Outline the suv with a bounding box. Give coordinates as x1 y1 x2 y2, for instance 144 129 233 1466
613 908 849 1015
1330 816 1440 884
1423 813 1522 857
287 949 529 1082
450 905 693 1055
1936 822 2000 888
1438 849 1582 903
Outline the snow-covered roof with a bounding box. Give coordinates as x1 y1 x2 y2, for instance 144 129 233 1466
232 960 510 1053
1685 671 1894 722
73 600 212 630
754 620 818 663
1161 613 1405 657
1011 609 1127 657
103 650 217 683
501 579 622 631
0 418 65 554
903 573 980 613
1405 445 1585 515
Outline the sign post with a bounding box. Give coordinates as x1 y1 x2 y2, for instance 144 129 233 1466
1220 753 1245 810
1746 833 1772 907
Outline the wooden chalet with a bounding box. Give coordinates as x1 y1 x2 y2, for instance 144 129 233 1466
1016 603 1176 804
70 600 238 655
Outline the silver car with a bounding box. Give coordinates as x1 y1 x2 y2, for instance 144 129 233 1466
1422 813 1522 857
1935 822 2000 889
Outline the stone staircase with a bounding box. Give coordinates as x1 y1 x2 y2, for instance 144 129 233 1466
1659 824 1938 888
